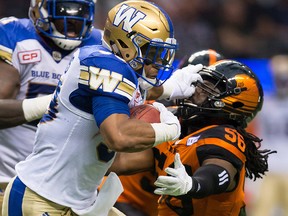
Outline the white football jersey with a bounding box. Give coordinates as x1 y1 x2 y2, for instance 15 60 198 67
0 17 102 183
16 45 143 210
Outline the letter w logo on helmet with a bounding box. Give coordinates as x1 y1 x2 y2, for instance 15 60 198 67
113 4 146 32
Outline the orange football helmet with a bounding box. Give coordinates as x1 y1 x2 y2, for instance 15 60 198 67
181 49 225 68
177 60 263 128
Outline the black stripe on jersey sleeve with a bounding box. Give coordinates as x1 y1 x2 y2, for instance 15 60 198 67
196 145 244 171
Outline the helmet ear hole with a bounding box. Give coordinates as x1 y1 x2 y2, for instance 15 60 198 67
116 39 130 58
118 40 128 49
232 102 244 108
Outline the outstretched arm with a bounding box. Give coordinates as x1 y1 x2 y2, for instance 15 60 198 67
146 64 203 100
154 153 237 198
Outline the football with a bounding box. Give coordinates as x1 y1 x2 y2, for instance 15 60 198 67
130 104 160 123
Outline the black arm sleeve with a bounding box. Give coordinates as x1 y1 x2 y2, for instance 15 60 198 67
187 164 230 199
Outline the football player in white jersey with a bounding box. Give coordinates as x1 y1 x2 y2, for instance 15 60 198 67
0 0 102 213
2 1 204 215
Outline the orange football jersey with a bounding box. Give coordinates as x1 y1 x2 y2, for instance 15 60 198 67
154 125 247 216
117 171 159 216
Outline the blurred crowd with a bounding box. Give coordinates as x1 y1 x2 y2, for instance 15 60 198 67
1 0 288 59
1 0 288 215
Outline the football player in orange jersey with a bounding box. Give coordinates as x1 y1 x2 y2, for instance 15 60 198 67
110 59 276 216
113 49 224 216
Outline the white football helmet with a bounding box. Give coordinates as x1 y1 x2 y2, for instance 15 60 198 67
29 0 96 50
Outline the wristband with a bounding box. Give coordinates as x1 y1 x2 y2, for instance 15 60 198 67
151 123 179 146
22 94 52 122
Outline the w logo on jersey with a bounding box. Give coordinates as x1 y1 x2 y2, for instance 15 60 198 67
113 4 146 32
89 67 122 92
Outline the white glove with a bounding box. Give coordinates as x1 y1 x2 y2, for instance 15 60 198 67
159 64 203 100
151 102 181 146
154 153 193 196
152 102 179 126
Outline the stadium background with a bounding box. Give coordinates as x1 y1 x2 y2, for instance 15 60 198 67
1 0 288 215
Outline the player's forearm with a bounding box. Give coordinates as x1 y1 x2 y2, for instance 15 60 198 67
101 118 156 152
187 164 231 198
0 95 52 129
100 102 180 152
108 149 154 175
0 99 26 128
101 117 178 152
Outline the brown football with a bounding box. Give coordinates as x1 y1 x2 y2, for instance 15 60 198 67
130 104 160 123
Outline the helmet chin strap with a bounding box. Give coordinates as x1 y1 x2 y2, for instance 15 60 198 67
51 31 82 50
138 67 157 90
102 38 112 51
49 21 83 50
138 77 156 90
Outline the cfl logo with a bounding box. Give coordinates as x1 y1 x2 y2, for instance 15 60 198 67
18 50 41 64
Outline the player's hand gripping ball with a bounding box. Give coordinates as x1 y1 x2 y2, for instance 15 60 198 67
130 104 160 123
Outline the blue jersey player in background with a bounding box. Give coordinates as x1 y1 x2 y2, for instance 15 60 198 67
0 0 102 213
